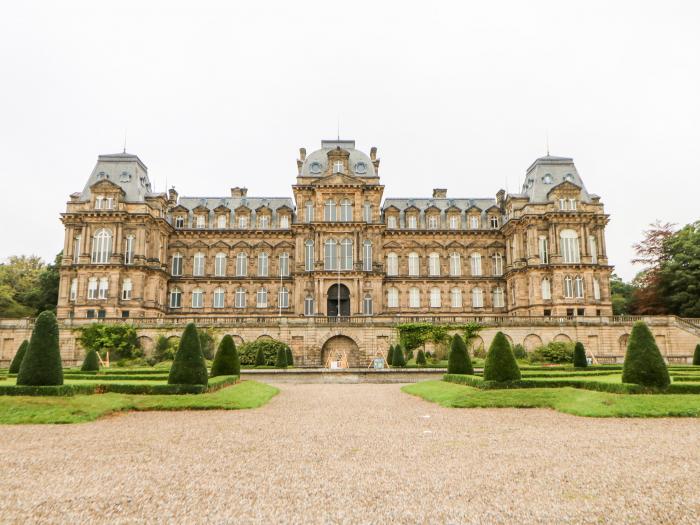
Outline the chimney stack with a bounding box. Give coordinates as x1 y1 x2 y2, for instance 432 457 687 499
230 187 248 198
168 187 178 203
432 188 447 199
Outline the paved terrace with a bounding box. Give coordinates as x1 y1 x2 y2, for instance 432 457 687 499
1 383 698 523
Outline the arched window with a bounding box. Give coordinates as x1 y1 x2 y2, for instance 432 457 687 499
560 229 581 263
324 199 336 221
449 253 461 277
278 287 289 309
193 252 205 276
492 253 503 276
408 252 419 276
171 253 183 276
451 288 462 308
387 287 399 308
305 201 314 223
215 253 227 277
121 278 132 300
91 229 112 263
340 239 353 270
213 287 225 308
493 287 504 307
470 253 482 276
256 288 268 308
305 240 314 272
235 287 246 308
124 235 135 265
428 253 440 276
541 277 552 300
363 294 373 315
258 252 269 277
304 295 315 315
236 253 248 277
472 287 484 308
386 252 398 276
169 287 182 308
324 239 337 270
409 287 420 308
340 199 353 221
279 252 289 277
192 288 204 308
363 240 372 272
564 276 574 298
430 287 441 308
575 276 585 298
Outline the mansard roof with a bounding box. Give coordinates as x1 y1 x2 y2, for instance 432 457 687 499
80 152 154 202
177 196 294 214
520 154 592 204
382 198 497 213
299 139 377 178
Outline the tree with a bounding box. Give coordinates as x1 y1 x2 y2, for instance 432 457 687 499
447 334 473 375
392 345 406 367
81 349 100 372
483 332 521 382
154 335 177 362
77 323 141 360
693 344 700 366
609 273 637 315
658 221 700 317
0 253 61 317
386 345 394 366
622 321 670 388
285 347 294 366
16 311 63 386
275 345 288 368
9 340 29 374
168 323 208 386
573 342 588 368
630 221 676 314
210 335 240 377
254 346 266 366
416 349 427 366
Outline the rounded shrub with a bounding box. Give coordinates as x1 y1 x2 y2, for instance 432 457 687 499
17 311 63 386
81 349 100 372
483 332 521 382
448 334 473 374
9 340 29 374
392 345 406 367
254 346 266 366
168 323 208 386
210 335 240 377
693 344 700 366
573 342 588 368
622 321 670 388
386 345 394 366
286 347 294 366
416 349 427 366
275 346 288 368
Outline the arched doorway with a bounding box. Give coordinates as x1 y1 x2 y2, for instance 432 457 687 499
321 335 359 368
327 284 350 317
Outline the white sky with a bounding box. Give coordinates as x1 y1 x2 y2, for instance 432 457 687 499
1 1 698 281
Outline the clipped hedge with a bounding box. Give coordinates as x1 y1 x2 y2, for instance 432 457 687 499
8 340 28 374
392 345 406 367
239 339 292 366
275 345 288 368
622 321 670 388
693 344 700 366
81 350 100 372
447 334 473 375
168 323 208 386
386 345 395 366
573 342 588 368
483 332 521 382
63 374 169 381
17 311 63 386
416 350 427 366
210 335 240 377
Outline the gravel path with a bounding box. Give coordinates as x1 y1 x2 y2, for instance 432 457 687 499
1 383 699 524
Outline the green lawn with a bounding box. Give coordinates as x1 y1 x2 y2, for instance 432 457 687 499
0 380 278 424
402 380 700 417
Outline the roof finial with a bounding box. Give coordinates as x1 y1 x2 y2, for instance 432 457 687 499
123 129 127 154
337 116 340 141
545 130 550 156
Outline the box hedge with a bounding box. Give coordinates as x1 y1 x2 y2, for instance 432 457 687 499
17 311 63 386
210 335 240 377
81 349 100 372
447 334 473 375
483 331 521 382
168 323 208 386
622 321 670 388
573 342 588 368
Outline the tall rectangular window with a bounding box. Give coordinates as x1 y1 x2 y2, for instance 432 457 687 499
304 296 315 315
387 216 397 229
539 236 549 264
305 202 314 223
279 215 289 229
470 253 482 276
279 253 289 277
196 215 205 229
409 288 420 308
492 254 503 276
217 215 227 229
98 277 108 299
387 288 398 308
363 241 372 272
121 279 132 300
213 288 225 308
70 278 78 301
449 253 461 277
73 235 81 264
470 216 480 229
238 216 248 229
124 236 134 265
449 216 459 230
407 216 417 229
175 216 185 228
172 254 183 276
363 202 372 223
386 253 398 276
193 253 205 276
305 241 314 272
279 287 289 308
87 278 98 299
340 240 353 270
589 235 598 264
258 253 269 277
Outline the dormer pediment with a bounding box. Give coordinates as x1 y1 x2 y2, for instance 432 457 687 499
276 204 293 212
171 204 189 214
383 205 400 213
214 205 229 213
445 205 462 213
465 205 482 213
89 179 125 195
546 180 582 198
192 204 210 213
255 205 272 214
424 205 441 214
234 205 251 214
485 205 500 213
404 205 420 213
312 172 365 187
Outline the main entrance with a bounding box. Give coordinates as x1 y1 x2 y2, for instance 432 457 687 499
327 283 350 317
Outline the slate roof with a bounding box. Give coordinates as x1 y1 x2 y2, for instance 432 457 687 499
520 155 592 203
300 139 378 178
79 152 155 202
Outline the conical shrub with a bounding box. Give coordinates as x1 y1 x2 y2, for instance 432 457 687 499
447 334 473 374
416 349 427 366
693 344 700 366
17 311 63 386
483 332 521 382
9 340 28 374
81 349 100 372
275 346 287 368
210 335 240 377
168 323 208 385
392 345 406 367
285 347 294 366
386 345 394 366
255 347 266 366
573 342 588 368
622 321 670 388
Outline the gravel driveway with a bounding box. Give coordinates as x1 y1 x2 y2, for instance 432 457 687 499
1 383 699 524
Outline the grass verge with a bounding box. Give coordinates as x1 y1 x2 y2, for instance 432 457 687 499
402 380 700 417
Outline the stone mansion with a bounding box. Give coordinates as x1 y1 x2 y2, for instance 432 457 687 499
57 139 613 322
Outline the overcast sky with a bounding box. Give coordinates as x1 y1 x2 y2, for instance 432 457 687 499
1 1 698 280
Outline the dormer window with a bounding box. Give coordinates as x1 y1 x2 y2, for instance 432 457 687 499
470 216 480 229
333 160 344 174
543 174 553 184
407 215 417 229
427 216 438 230
119 172 131 183
570 199 577 210
217 215 227 229
449 216 459 230
238 216 248 229
195 215 206 229
387 216 397 229
95 195 103 209
489 216 499 229
175 216 185 229
258 216 269 229
105 197 113 209
279 215 289 229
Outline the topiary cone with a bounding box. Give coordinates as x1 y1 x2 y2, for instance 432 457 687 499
254 347 266 366
573 342 588 368
447 334 473 374
392 345 406 367
483 332 521 382
386 345 394 366
285 346 294 366
622 321 670 388
693 344 700 366
210 335 240 377
416 349 427 366
275 346 287 368
168 323 208 386
17 311 63 386
81 349 100 372
9 340 29 374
